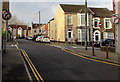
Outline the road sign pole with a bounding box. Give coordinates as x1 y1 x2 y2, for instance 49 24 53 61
4 20 8 53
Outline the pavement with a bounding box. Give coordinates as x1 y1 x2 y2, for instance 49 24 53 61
49 42 120 64
2 41 29 81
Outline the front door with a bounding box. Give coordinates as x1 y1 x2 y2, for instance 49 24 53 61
67 31 73 42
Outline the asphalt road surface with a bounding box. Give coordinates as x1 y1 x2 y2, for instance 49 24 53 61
18 39 119 81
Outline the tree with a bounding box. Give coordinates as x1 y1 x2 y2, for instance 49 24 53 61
9 15 26 25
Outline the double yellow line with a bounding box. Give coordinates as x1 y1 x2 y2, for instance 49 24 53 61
21 49 44 82
62 49 120 67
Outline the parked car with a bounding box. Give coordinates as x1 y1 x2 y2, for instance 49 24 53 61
40 36 50 43
26 36 33 40
35 36 42 42
101 39 115 47
33 34 42 41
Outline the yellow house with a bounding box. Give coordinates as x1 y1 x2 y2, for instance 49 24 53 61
53 4 92 43
48 18 57 41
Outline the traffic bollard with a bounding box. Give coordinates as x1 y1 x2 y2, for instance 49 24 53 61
106 44 109 59
92 41 95 56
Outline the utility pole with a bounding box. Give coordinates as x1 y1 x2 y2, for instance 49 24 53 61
85 0 88 50
0 0 2 52
39 11 41 34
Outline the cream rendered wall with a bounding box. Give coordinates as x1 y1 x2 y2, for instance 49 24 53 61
49 19 57 41
48 23 50 37
55 5 65 42
70 14 78 43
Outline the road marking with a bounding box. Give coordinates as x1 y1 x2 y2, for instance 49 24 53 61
21 49 44 82
62 48 120 67
21 49 40 81
14 44 33 81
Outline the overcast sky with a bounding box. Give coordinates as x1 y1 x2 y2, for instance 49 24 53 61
9 0 113 25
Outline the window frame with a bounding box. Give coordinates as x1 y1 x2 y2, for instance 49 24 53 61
104 18 112 29
67 15 72 25
77 13 89 26
93 18 100 28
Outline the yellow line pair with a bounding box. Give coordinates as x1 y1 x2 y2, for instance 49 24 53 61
21 49 44 82
62 49 120 67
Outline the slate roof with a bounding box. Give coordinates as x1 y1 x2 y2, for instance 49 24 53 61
59 4 112 17
60 4 88 13
89 8 113 17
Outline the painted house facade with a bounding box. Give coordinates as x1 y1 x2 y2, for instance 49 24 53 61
9 24 27 38
89 8 114 43
31 23 42 37
48 18 57 41
50 4 93 44
49 4 114 45
54 4 93 43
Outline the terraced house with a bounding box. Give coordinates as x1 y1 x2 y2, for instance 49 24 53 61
49 4 114 44
89 8 114 42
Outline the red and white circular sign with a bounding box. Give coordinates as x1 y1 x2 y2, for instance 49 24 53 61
2 11 12 20
111 16 120 24
98 22 102 27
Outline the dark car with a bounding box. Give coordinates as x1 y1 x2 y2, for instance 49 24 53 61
101 39 115 47
94 41 100 47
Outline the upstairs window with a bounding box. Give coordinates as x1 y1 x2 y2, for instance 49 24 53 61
104 18 111 28
77 14 89 26
93 18 100 28
94 19 99 27
67 15 72 25
81 14 85 26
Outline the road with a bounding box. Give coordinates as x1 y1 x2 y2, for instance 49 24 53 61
18 39 119 81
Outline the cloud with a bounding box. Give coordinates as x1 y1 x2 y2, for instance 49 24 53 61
10 0 113 24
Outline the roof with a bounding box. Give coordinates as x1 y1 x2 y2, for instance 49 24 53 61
9 24 27 30
32 24 43 28
60 4 88 13
89 8 113 17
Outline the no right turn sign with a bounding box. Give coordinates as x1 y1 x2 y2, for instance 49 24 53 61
111 16 120 24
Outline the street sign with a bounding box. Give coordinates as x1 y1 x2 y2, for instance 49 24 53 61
2 11 12 20
98 22 102 27
111 16 120 24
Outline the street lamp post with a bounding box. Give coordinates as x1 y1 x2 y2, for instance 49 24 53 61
85 0 88 50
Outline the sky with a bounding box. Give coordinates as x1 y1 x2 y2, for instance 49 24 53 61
9 0 113 25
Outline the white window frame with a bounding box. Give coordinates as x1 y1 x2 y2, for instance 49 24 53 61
78 29 89 42
67 15 73 25
77 13 89 26
94 30 101 42
93 18 100 28
104 18 112 29
103 32 114 40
